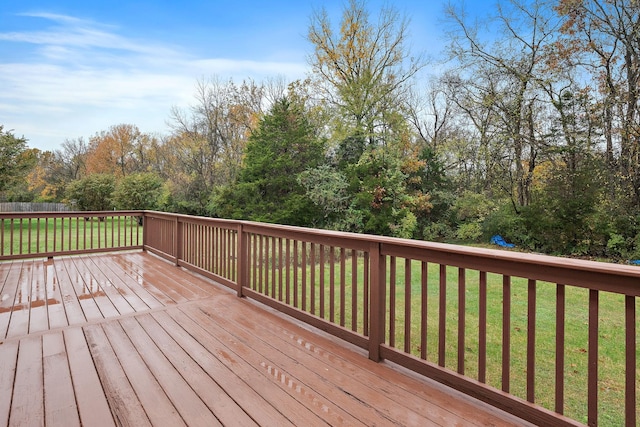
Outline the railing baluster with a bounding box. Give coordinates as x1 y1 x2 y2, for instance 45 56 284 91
340 247 346 327
389 256 396 348
625 295 636 427
302 241 307 312
420 261 428 360
363 251 369 337
271 237 276 299
329 246 335 322
458 267 466 374
351 249 358 332
555 284 565 414
438 264 447 367
28 218 32 254
319 244 325 318
527 279 536 403
293 240 298 307
588 289 599 426
19 218 24 254
278 238 283 301
478 271 487 383
310 242 316 314
404 258 411 354
502 275 511 393
285 239 291 305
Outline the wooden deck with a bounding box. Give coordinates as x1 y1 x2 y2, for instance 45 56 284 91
0 251 531 426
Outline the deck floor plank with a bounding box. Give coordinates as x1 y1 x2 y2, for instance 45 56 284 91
45 261 68 329
118 316 224 427
5 261 33 339
98 253 177 306
0 340 18 426
192 304 424 425
83 324 153 427
175 304 371 426
9 335 44 426
52 259 87 326
88 254 163 311
135 313 259 427
58 258 104 322
126 252 215 300
67 256 122 318
0 252 531 427
0 261 23 339
63 327 115 427
43 332 80 427
194 298 456 426
208 295 519 427
151 310 308 426
98 320 187 426
29 261 50 334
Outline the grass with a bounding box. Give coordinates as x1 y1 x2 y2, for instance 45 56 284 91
1 216 143 256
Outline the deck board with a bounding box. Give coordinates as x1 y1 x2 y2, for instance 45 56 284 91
0 252 531 426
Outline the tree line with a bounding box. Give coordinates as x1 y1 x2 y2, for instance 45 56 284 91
2 0 640 260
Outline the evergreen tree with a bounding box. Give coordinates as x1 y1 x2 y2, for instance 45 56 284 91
213 98 325 226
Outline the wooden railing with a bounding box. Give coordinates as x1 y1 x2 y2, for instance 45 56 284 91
2 210 638 426
143 211 638 427
0 211 143 260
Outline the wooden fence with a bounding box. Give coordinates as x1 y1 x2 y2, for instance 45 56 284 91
0 202 70 212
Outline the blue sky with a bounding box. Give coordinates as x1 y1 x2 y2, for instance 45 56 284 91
1 1 468 151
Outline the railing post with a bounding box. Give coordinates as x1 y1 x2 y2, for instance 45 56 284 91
368 242 386 362
174 216 182 266
142 211 147 250
236 223 248 298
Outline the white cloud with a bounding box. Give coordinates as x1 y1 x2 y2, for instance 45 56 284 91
0 13 308 151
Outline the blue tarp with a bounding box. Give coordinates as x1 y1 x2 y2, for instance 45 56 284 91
629 260 640 265
491 235 515 248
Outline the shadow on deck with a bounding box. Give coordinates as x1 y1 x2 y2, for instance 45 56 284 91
0 251 531 426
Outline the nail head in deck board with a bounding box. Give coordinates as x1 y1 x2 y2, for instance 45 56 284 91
42 332 80 426
82 324 153 427
64 327 115 427
117 316 224 427
10 335 44 426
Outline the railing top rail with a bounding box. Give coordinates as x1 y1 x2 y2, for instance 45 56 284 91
149 211 640 282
